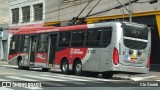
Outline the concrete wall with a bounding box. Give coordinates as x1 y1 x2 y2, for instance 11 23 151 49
9 0 160 24
0 0 9 24
0 24 9 60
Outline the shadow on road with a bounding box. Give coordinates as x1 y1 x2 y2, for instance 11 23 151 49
150 64 160 72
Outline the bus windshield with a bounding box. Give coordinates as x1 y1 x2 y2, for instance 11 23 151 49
122 23 149 50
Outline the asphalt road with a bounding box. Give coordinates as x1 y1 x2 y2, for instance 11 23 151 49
0 61 160 90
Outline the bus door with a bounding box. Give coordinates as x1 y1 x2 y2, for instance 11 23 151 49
29 35 38 64
48 34 58 66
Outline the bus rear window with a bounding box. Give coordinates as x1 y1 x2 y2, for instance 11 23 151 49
123 25 148 40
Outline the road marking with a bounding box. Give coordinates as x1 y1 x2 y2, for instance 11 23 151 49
41 75 87 85
42 74 122 82
2 65 18 68
0 78 10 81
42 74 89 81
25 87 43 90
24 75 67 81
6 76 38 81
156 80 160 81
0 87 13 90
0 73 15 75
130 76 156 81
0 71 15 75
24 75 66 86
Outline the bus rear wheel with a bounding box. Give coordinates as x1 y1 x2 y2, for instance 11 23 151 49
18 59 30 70
61 60 69 74
102 72 113 79
73 60 83 76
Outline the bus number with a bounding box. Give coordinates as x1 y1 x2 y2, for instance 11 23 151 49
88 49 96 54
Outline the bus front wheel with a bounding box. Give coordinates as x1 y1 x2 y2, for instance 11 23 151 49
102 72 113 79
73 60 83 76
18 59 23 69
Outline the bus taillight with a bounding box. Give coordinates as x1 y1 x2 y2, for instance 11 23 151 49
113 47 119 65
146 56 150 68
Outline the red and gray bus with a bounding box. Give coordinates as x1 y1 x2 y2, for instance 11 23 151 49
8 21 151 78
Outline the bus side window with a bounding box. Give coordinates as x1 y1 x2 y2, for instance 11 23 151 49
15 36 23 53
9 37 16 54
71 30 84 47
101 27 112 47
37 34 48 52
86 29 101 47
58 31 71 47
23 35 29 52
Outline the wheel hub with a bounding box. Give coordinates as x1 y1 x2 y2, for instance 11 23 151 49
76 64 82 72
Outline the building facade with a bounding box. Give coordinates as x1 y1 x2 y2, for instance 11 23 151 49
9 0 45 27
8 0 160 67
0 0 9 24
0 0 9 60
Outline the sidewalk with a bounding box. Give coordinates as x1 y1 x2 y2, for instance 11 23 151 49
0 60 8 65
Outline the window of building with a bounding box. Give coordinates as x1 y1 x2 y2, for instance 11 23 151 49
34 3 43 21
58 31 71 47
22 6 30 23
71 30 84 47
37 34 48 52
12 8 19 24
86 29 101 47
61 0 89 4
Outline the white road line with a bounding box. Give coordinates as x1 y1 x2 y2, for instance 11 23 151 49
130 76 156 81
6 76 38 81
156 80 160 81
42 74 121 82
24 75 66 86
25 87 43 90
42 75 89 81
24 75 67 81
0 87 14 90
0 79 10 81
41 75 87 85
2 65 18 68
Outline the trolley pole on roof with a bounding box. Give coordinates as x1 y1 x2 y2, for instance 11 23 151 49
117 0 133 22
129 0 132 22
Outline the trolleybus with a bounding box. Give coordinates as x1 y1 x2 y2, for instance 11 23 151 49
8 21 151 78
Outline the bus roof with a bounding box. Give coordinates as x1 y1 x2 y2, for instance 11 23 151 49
14 24 88 35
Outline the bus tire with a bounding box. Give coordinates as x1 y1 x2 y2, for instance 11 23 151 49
17 58 22 69
73 60 83 76
61 59 69 74
42 68 50 72
102 72 113 79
